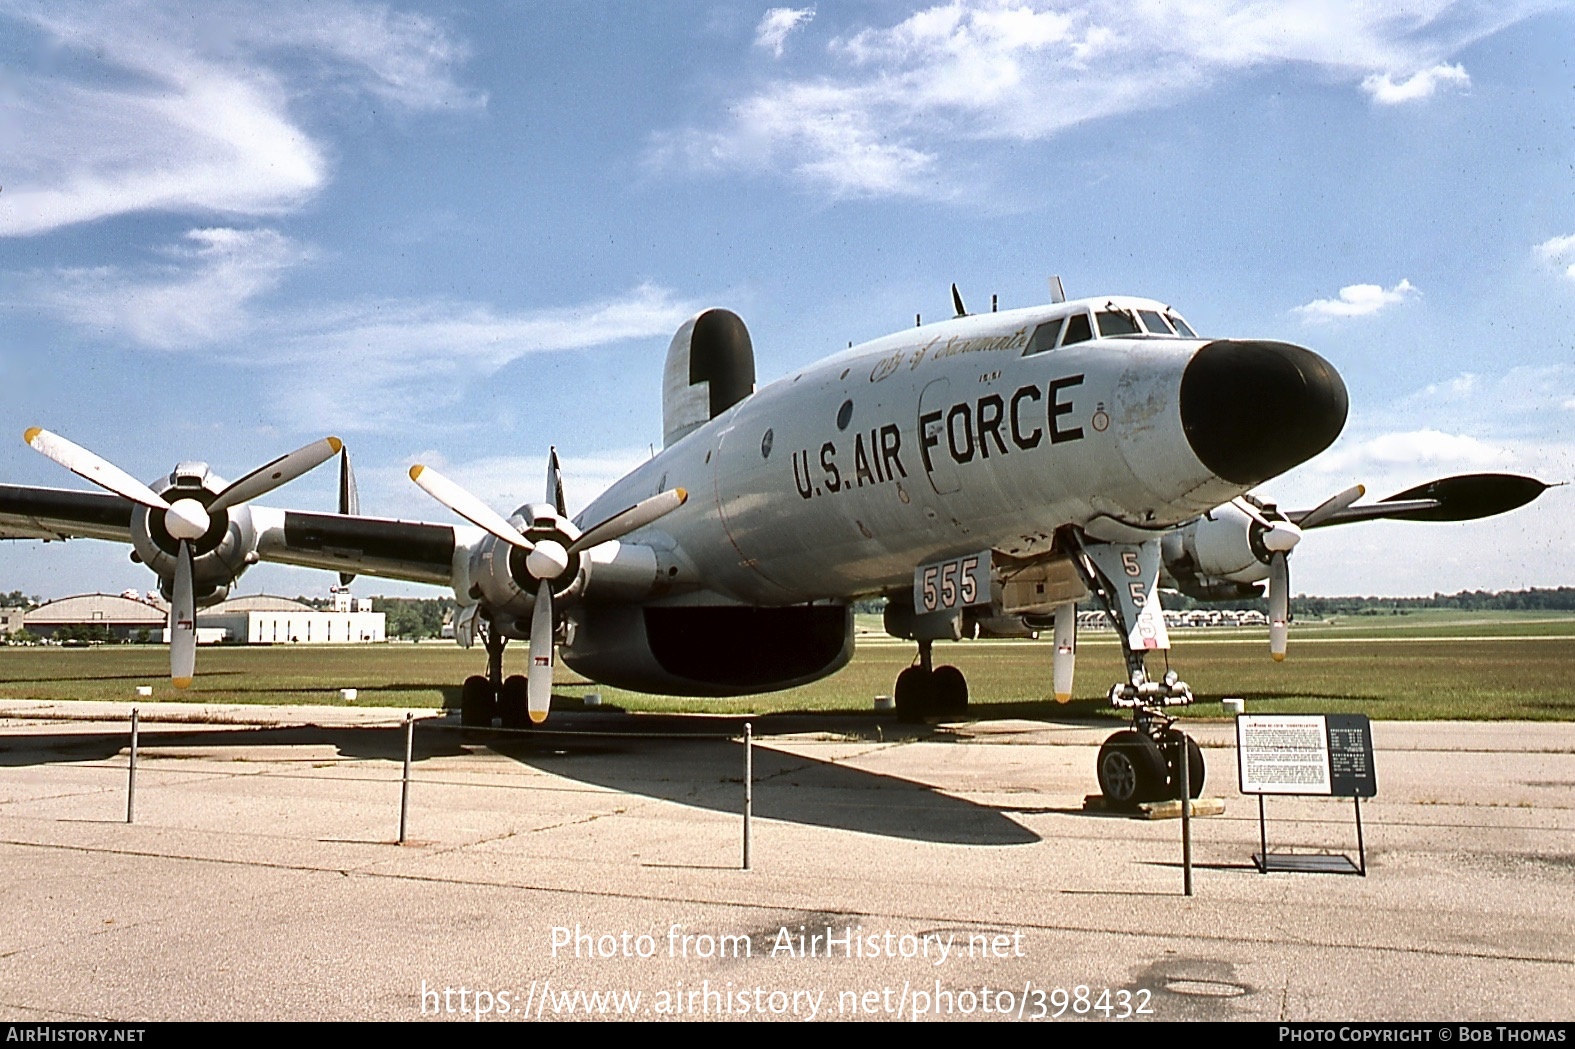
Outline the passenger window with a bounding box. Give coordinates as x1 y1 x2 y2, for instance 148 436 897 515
1096 310 1141 337
1024 319 1064 356
1138 310 1172 334
1061 313 1092 346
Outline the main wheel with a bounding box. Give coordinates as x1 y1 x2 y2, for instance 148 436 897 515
932 665 969 716
1159 728 1205 799
1097 730 1167 808
894 666 934 722
460 675 497 727
499 674 529 729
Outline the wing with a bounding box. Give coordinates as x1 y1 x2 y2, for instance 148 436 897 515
254 508 458 586
0 484 134 542
0 483 462 588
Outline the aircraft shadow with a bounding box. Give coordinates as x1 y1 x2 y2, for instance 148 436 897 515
0 713 1039 846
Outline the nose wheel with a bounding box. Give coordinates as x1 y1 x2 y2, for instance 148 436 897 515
1097 712 1205 808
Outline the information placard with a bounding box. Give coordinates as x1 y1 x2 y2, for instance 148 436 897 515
1237 714 1376 798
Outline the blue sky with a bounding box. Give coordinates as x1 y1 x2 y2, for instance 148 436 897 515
1 0 1571 600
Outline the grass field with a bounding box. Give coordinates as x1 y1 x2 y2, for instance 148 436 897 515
2 609 1572 722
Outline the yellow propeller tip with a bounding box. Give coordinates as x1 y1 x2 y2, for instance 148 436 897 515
1054 693 1071 704
22 427 41 445
528 710 548 724
408 464 424 481
674 487 688 502
173 678 193 689
1271 653 1286 663
327 436 343 453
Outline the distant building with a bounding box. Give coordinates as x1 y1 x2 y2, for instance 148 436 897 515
19 593 167 640
190 594 385 644
10 591 384 644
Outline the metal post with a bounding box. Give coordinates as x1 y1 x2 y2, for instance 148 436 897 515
127 708 139 824
1258 794 1268 874
1178 731 1192 896
398 712 413 845
1354 795 1366 877
742 722 753 870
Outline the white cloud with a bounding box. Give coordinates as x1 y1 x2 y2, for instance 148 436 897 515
258 283 697 430
1534 234 1575 281
0 1 481 236
30 228 308 349
1361 63 1470 104
653 1 1542 198
1294 279 1417 321
373 450 652 523
755 7 814 58
1310 429 1514 475
17 222 696 430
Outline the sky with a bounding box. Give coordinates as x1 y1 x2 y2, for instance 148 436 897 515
1 0 1571 601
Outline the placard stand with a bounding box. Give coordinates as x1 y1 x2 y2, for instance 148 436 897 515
1238 713 1375 877
1254 793 1366 875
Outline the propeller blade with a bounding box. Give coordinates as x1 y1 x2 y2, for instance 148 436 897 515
568 488 688 554
409 464 535 552
527 587 554 723
1268 551 1290 662
170 541 197 688
338 447 359 516
1295 484 1365 530
1231 496 1273 529
24 428 170 511
210 436 342 513
337 447 359 585
547 446 567 518
1052 601 1076 703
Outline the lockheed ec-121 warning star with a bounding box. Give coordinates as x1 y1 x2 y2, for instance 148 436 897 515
1 286 1549 806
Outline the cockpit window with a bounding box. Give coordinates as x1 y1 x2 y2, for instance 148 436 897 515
1167 313 1197 338
1061 312 1092 346
1024 318 1064 356
1137 309 1173 335
1096 309 1141 337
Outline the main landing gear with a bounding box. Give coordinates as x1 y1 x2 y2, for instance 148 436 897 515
894 639 969 722
458 618 533 729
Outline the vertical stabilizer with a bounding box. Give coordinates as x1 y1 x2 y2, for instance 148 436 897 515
662 308 755 448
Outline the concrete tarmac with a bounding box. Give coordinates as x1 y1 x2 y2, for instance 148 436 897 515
0 699 1570 1022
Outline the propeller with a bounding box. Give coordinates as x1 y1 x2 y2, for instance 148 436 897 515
24 428 342 686
1233 486 1363 661
409 448 687 722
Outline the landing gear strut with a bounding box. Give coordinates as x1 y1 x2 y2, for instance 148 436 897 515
894 639 969 722
1069 532 1206 807
460 617 525 728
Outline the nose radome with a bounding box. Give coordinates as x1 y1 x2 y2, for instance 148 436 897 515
1179 340 1348 486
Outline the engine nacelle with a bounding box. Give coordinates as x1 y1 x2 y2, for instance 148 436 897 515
1161 502 1276 601
129 462 259 607
466 504 687 640
562 602 854 697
